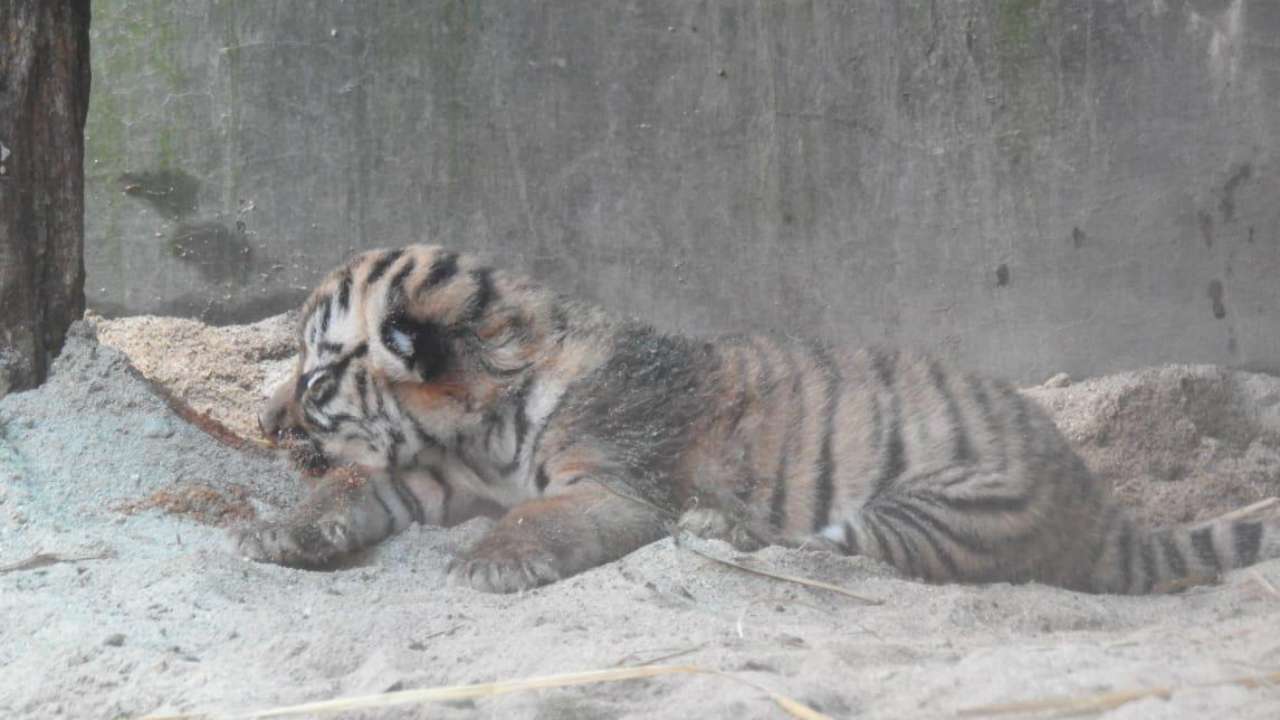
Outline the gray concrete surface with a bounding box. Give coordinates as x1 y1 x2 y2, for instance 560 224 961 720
84 0 1280 383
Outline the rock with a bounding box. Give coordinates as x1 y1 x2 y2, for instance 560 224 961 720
1043 372 1072 388
141 417 174 439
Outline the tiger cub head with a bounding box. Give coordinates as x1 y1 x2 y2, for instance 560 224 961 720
260 245 560 473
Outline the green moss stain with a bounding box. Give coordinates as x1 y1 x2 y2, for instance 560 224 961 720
211 0 243 210
991 0 1052 169
996 0 1041 55
371 1 480 236
87 0 217 309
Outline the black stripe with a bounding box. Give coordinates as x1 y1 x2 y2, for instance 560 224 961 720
372 372 387 415
1233 521 1263 567
1117 518 1134 593
924 492 1029 514
864 515 899 569
387 258 418 302
869 348 897 385
408 418 443 449
426 467 453 520
476 352 530 378
311 376 340 409
294 371 311 404
930 361 974 463
875 515 921 577
512 379 532 455
1160 533 1187 578
336 270 353 311
550 305 570 337
369 483 397 538
1139 537 1157 593
301 404 331 432
967 376 1007 471
326 412 362 428
525 387 570 493
768 349 804 531
456 450 494 486
873 503 962 579
352 368 369 417
318 341 344 355
383 384 442 450
421 251 459 292
464 268 495 323
869 350 905 498
497 377 534 475
388 472 426 524
535 463 551 493
385 431 401 471
365 249 405 287
311 346 365 408
999 383 1033 461
388 426 406 448
841 521 860 555
809 342 843 532
876 497 994 555
317 297 332 335
769 455 790 530
724 348 752 435
1189 527 1220 571
734 339 774 505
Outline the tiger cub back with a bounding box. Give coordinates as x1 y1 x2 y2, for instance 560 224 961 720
234 244 1280 594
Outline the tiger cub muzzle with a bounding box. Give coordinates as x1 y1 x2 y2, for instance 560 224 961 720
258 373 331 476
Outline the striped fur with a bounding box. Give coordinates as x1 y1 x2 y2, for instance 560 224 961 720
231 245 1280 594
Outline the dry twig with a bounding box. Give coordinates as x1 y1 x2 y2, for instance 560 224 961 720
958 669 1280 718
0 547 114 575
140 664 832 720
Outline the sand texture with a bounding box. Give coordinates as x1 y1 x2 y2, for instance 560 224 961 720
1 315 1279 719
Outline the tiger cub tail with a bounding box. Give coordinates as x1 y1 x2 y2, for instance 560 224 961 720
1088 502 1280 594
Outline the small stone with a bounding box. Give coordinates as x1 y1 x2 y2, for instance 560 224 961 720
104 633 125 647
141 417 174 439
1043 372 1071 389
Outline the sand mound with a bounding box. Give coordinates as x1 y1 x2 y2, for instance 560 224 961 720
95 312 299 440
1 317 1278 719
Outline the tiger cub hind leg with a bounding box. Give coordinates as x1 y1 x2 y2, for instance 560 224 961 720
231 466 452 568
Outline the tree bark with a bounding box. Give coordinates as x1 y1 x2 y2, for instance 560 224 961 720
0 0 90 396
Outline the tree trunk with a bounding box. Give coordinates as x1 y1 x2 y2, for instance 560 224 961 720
0 0 91 396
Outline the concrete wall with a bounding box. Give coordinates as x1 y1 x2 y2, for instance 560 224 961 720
85 0 1280 383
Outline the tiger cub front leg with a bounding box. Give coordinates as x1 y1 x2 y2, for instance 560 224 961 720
231 467 447 567
449 481 667 593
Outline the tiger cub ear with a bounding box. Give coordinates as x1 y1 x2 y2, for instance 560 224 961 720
378 312 452 383
469 307 540 376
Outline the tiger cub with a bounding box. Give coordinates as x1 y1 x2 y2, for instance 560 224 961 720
232 244 1280 594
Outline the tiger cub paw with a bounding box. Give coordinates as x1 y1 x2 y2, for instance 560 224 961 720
447 533 563 593
229 518 356 567
676 507 765 551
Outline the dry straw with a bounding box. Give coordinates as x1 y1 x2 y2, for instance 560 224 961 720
140 664 831 720
958 669 1280 717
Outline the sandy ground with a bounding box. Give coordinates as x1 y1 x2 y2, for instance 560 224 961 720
2 315 1279 719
